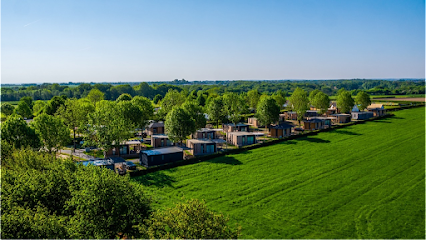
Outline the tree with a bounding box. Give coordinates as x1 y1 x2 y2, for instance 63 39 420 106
14 101 33 119
336 88 355 113
131 96 154 129
1 103 15 116
311 91 330 114
33 100 46 116
31 113 70 153
308 89 321 103
56 98 95 151
272 90 286 109
117 100 143 129
44 96 66 115
164 106 195 144
196 93 207 107
182 100 206 130
86 88 104 107
288 87 309 124
355 91 371 111
206 97 226 128
247 89 261 109
1 152 151 239
256 96 280 127
223 92 247 124
159 90 186 118
85 101 133 158
153 94 163 104
116 93 132 102
20 96 34 110
142 199 240 239
1 114 41 149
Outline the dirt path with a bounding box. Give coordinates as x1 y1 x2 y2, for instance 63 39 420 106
373 97 425 102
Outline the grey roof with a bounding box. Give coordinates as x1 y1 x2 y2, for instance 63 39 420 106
227 131 264 136
309 117 334 120
303 119 324 123
147 122 164 128
223 123 249 127
142 147 183 156
331 114 351 117
269 123 294 129
108 157 126 163
196 128 223 132
151 134 169 139
187 139 216 144
306 110 319 113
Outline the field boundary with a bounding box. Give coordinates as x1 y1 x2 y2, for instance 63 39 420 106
129 105 425 177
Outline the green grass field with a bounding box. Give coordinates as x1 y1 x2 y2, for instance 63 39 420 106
133 107 425 239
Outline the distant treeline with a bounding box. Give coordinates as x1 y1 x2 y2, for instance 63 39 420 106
1 79 424 101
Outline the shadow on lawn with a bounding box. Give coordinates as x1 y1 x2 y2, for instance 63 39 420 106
332 129 361 136
297 136 331 143
133 170 176 188
206 155 243 165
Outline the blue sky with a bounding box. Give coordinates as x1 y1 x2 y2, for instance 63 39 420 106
2 0 425 84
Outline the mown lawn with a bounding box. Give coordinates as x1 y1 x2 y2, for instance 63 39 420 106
132 107 425 239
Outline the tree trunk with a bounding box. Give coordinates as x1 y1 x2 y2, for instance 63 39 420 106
217 120 219 129
73 128 76 153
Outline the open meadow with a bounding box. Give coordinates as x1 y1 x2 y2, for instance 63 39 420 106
133 107 425 239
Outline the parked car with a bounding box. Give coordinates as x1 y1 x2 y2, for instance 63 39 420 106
124 161 137 170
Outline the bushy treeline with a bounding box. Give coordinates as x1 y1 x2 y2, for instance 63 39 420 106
1 79 424 101
1 148 240 239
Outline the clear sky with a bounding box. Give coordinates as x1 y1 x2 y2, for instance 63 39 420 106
2 0 425 84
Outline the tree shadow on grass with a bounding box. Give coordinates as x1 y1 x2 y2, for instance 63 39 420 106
132 171 176 188
206 155 243 165
297 136 331 143
332 129 362 136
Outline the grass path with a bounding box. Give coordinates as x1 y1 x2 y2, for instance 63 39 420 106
133 107 425 239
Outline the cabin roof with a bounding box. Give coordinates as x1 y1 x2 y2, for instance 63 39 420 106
142 147 183 156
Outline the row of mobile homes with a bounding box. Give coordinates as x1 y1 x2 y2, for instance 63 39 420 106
151 135 174 148
303 119 325 130
268 123 293 138
107 140 142 158
226 132 264 147
223 123 250 133
331 114 352 124
191 128 222 139
140 147 183 167
351 105 374 120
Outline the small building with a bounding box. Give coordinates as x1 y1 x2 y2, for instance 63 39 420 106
140 147 183 168
279 113 286 122
186 139 220 156
303 119 325 130
247 117 261 127
145 122 165 136
81 159 115 170
222 123 250 133
309 117 333 128
151 135 174 148
305 110 319 117
191 128 222 139
107 140 142 158
327 105 339 115
226 132 264 147
268 122 294 138
331 114 352 124
284 111 298 120
351 105 374 120
367 104 387 117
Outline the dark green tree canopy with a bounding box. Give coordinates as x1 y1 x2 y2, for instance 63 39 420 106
1 103 15 116
31 113 70 153
116 93 133 102
256 96 280 126
14 101 33 119
288 87 309 122
355 91 371 111
1 114 41 149
336 89 355 113
164 106 195 143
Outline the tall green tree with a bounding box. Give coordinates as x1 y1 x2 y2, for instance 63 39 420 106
247 89 261 109
57 98 95 151
288 87 309 124
131 96 154 129
336 88 355 113
86 88 104 107
164 106 195 144
159 89 186 118
20 96 34 110
355 91 371 111
85 101 133 157
182 100 206 130
1 114 41 149
308 89 321 103
33 100 46 116
311 91 330 114
272 90 286 109
116 93 133 102
153 94 163 104
31 113 70 153
206 97 226 128
44 96 66 115
256 96 280 127
142 199 240 239
1 103 15 116
223 92 247 124
14 101 33 119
